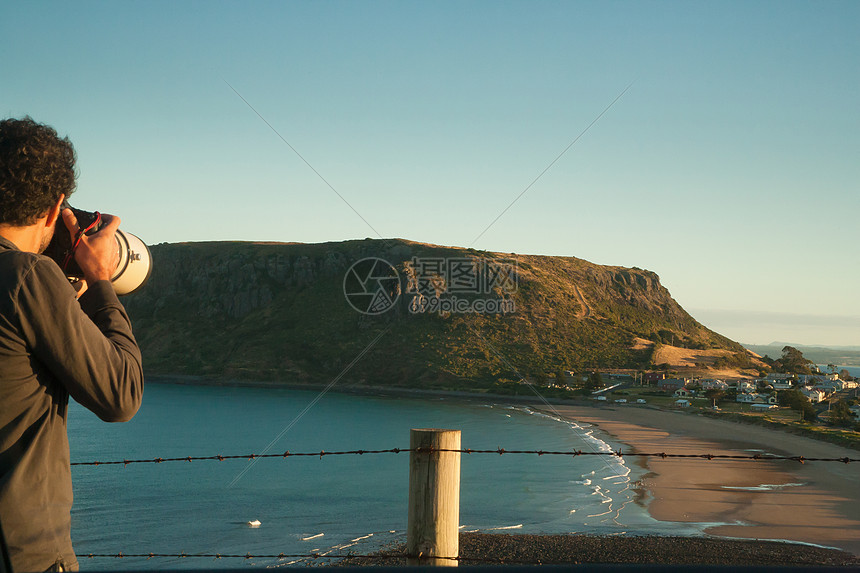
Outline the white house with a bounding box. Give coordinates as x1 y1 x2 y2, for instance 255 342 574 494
737 393 778 405
801 388 826 403
771 380 794 390
737 380 756 392
700 379 729 390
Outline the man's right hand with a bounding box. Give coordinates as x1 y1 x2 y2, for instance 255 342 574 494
62 209 121 284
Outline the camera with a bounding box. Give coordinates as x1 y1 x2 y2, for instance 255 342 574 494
43 202 152 296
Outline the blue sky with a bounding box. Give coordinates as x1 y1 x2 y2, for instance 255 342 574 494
2 1 858 347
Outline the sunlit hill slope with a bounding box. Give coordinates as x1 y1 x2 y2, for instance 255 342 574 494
123 239 755 390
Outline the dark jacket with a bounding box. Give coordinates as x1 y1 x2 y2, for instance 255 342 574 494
0 236 143 572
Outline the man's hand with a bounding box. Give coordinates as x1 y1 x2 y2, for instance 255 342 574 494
62 209 121 284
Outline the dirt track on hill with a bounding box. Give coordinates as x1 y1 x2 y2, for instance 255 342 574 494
572 284 592 318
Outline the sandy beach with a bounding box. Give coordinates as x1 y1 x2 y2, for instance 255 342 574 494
542 404 860 555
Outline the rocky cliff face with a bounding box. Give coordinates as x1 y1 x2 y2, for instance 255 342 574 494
124 238 743 387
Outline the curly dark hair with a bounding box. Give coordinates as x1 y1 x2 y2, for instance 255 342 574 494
0 117 77 226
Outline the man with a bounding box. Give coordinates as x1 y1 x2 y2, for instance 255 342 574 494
0 117 144 572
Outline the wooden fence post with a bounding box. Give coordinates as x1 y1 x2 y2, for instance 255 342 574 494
407 428 461 567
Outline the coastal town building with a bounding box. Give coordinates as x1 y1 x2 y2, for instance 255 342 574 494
736 393 778 405
815 380 845 393
737 380 756 392
644 372 666 384
801 388 827 403
658 378 687 392
700 379 729 390
797 373 839 385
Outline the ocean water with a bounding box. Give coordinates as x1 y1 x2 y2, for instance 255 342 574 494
67 383 696 570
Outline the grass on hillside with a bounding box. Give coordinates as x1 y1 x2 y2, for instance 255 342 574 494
126 239 756 388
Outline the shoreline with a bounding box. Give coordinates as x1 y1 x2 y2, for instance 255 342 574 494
543 404 860 555
143 374 607 409
145 375 860 555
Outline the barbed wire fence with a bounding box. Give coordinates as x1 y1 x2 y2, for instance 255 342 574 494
79 551 491 564
71 446 860 467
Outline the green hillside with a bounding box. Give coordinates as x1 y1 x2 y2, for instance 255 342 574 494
123 238 750 390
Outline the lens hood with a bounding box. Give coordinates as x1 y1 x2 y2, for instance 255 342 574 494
110 230 152 295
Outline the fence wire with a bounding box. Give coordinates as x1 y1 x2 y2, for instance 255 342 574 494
70 447 860 466
81 552 471 562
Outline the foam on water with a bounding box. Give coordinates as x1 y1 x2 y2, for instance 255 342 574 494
503 406 643 530
721 483 807 492
300 533 323 541
480 524 524 531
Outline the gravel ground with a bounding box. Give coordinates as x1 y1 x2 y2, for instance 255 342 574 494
338 533 860 567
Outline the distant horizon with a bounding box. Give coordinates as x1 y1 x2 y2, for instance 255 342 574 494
742 342 860 352
690 308 860 350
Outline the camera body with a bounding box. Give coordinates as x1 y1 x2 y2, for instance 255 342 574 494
43 204 152 296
